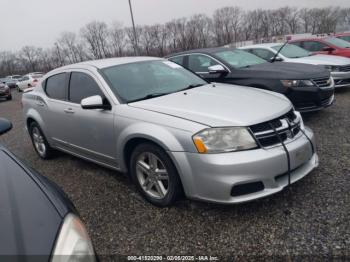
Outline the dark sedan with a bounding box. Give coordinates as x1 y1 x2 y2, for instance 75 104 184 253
0 118 96 261
167 48 335 112
0 83 12 100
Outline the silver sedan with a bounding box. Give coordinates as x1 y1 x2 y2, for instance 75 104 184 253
22 57 318 206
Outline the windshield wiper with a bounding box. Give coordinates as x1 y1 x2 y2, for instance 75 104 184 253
179 83 205 92
128 92 170 103
271 41 289 63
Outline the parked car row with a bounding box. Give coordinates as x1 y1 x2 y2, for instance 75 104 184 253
22 56 319 208
4 34 349 260
167 48 335 112
0 72 45 94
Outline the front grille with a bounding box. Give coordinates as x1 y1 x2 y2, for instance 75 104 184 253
249 110 301 148
312 77 331 87
339 65 350 72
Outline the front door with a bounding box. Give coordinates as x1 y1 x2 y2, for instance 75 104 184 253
63 70 117 167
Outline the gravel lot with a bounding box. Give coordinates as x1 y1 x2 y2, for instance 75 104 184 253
0 90 349 260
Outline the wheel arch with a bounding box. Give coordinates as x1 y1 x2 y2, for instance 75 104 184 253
117 123 186 173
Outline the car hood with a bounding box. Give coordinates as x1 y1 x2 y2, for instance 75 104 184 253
288 54 350 65
0 148 74 255
129 84 292 127
235 62 330 79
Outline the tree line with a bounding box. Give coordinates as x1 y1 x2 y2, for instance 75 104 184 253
1 6 350 77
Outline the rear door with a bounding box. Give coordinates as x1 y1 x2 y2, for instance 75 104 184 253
42 72 71 148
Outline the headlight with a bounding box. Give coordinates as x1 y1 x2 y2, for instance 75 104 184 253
193 127 257 153
324 65 340 72
281 80 315 88
52 214 95 262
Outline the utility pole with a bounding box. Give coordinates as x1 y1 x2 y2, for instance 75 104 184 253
128 0 139 55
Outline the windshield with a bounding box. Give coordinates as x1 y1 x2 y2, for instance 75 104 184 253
272 44 311 58
101 60 207 103
324 38 350 48
215 49 267 68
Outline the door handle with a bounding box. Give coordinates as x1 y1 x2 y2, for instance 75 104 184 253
64 108 75 114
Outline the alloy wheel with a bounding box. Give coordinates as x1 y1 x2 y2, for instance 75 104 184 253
136 152 169 199
32 127 46 156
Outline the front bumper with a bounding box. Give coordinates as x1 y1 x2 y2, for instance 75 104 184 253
287 86 334 112
0 89 10 97
331 71 350 88
171 127 318 204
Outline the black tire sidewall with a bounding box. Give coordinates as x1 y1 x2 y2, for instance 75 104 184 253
29 122 52 159
130 143 181 207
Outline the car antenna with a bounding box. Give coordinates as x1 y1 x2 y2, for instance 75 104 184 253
271 41 289 63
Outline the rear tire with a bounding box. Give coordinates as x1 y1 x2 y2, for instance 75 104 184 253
129 143 182 207
29 122 55 159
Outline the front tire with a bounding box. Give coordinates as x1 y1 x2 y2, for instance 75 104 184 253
130 143 182 207
29 122 54 159
6 94 12 100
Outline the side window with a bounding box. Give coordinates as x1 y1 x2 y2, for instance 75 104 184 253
302 41 327 52
250 49 275 61
69 72 104 104
188 54 218 73
45 73 67 100
169 56 185 66
339 36 350 42
291 41 303 48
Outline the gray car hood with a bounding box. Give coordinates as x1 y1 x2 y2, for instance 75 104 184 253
129 84 292 127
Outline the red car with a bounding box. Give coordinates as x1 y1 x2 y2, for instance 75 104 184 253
335 32 350 43
290 37 350 58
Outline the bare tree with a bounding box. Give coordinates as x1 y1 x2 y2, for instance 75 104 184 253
110 22 127 57
213 7 243 46
81 21 110 59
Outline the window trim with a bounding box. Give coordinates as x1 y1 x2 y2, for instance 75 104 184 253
169 53 231 74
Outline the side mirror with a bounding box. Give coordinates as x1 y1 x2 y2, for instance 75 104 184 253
81 95 111 110
0 118 12 135
270 56 283 62
208 64 228 74
322 47 335 53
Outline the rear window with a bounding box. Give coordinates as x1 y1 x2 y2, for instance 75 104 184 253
169 56 185 66
45 73 67 100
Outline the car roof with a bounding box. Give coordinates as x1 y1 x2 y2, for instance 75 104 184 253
60 56 163 70
290 37 333 42
241 43 282 49
336 32 350 37
166 47 236 57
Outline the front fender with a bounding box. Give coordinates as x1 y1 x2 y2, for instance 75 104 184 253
117 122 186 171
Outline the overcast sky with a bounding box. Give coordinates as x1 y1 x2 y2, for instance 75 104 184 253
1 0 349 51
